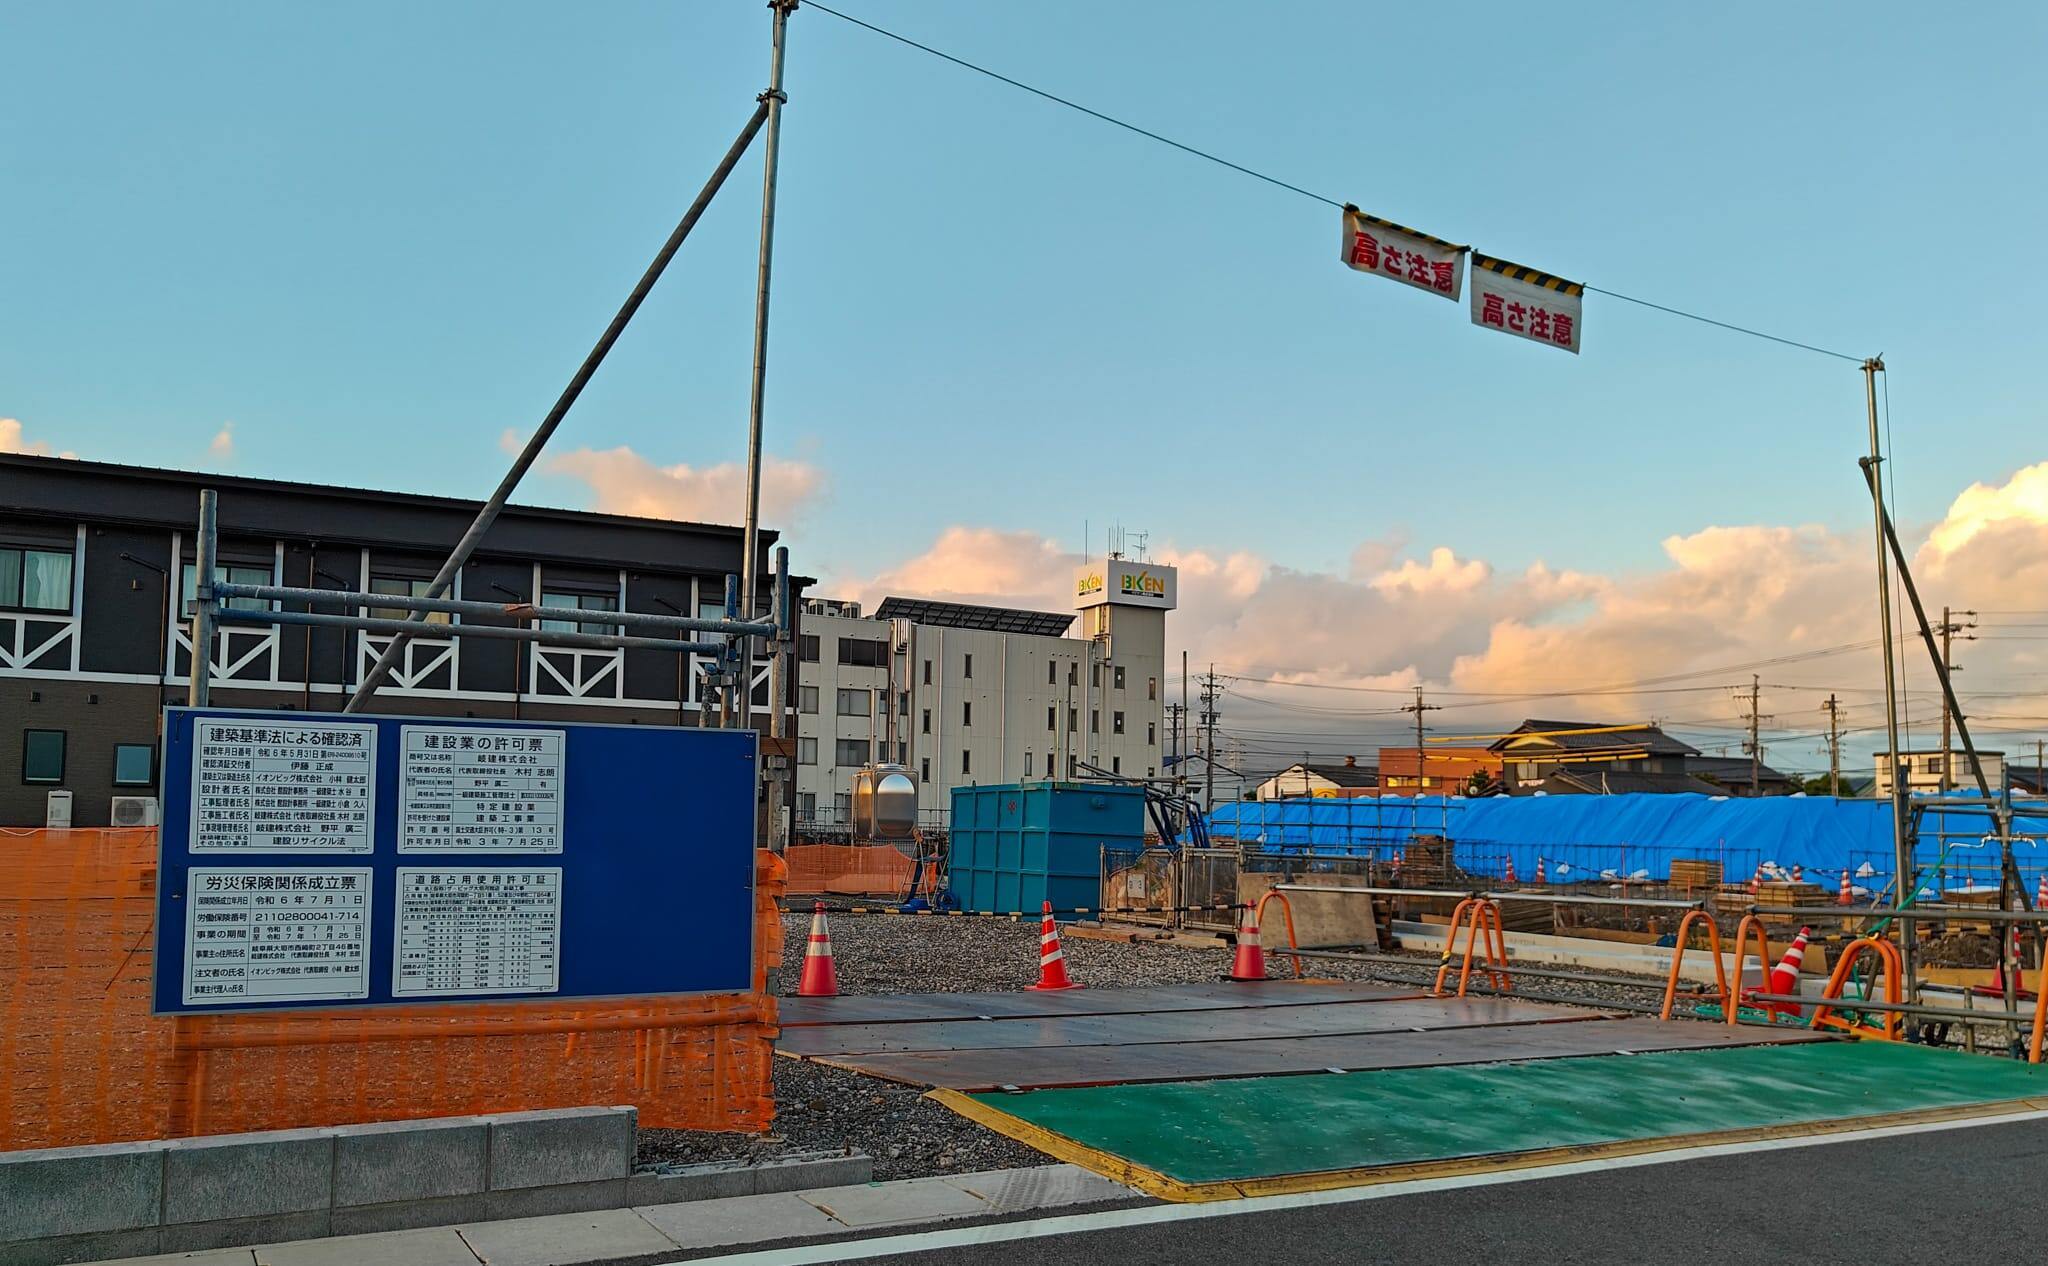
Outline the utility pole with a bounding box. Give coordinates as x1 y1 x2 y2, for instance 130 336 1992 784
1738 674 1772 795
1200 664 1220 811
1822 694 1843 797
1935 606 1977 792
1401 686 1440 795
1181 649 1190 800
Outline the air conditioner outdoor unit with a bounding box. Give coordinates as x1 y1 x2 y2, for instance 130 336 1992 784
45 789 73 829
110 796 161 828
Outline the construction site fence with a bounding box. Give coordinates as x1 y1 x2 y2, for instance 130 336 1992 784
782 842 925 898
0 828 782 1153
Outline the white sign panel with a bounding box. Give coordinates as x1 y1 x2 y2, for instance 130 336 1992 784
399 726 566 853
1340 206 1465 301
182 868 372 1005
393 868 563 997
191 718 376 853
1469 254 1582 354
1073 560 1178 611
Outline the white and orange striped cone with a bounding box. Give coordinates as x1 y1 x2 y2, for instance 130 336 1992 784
1837 869 1853 906
1227 904 1267 982
1504 856 1518 886
2036 872 2048 911
1026 901 1081 991
1534 857 1546 886
1764 926 1812 1017
1791 865 1804 884
797 901 838 998
1749 866 1763 899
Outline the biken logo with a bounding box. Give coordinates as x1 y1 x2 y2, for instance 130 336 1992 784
1077 572 1105 597
1120 570 1166 598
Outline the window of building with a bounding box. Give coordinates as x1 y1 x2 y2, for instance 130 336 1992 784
920 757 930 783
798 634 820 662
1068 707 1078 732
1091 709 1099 734
898 690 910 716
897 741 907 764
1112 756 1121 774
837 638 885 667
963 653 973 679
797 737 817 765
369 575 452 625
1926 756 1947 774
921 708 931 735
1045 753 1054 777
1147 722 1156 745
1147 767 1154 779
1047 704 1056 731
1148 677 1157 701
835 738 869 766
23 730 64 784
1091 664 1100 688
181 561 272 616
922 659 932 685
1113 666 1125 690
836 688 868 717
962 700 972 726
834 792 851 818
798 792 816 817
1113 711 1125 735
113 743 156 787
1067 754 1078 777
1068 662 1078 686
962 749 972 775
799 685 818 714
538 589 618 635
0 546 74 613
1047 660 1057 685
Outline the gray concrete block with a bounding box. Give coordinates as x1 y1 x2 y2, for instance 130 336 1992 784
253 1226 480 1266
0 1227 162 1266
634 1192 843 1251
480 1179 628 1221
161 1129 334 1225
158 1212 329 1255
484 1108 634 1191
624 1164 754 1206
750 1153 871 1195
453 1209 675 1266
798 1177 989 1228
943 1164 1135 1213
332 1118 487 1208
0 1140 165 1239
326 1193 490 1237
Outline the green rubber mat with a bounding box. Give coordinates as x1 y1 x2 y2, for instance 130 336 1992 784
941 1041 2048 1198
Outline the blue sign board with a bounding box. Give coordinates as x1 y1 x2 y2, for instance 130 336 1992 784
153 707 756 1015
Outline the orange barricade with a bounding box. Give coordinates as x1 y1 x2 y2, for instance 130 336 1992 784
0 829 780 1152
783 843 918 897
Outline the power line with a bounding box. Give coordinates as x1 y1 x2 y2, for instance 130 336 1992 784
807 2 1865 364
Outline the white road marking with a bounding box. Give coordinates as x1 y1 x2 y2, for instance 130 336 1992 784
678 1107 2048 1265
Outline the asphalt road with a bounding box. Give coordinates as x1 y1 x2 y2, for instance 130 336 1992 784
832 1116 2048 1266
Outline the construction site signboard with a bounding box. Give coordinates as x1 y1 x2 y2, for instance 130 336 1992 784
155 706 756 1015
1468 253 1583 353
1340 205 1465 301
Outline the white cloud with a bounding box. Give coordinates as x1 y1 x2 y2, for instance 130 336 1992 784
517 431 825 527
208 423 235 461
0 417 77 459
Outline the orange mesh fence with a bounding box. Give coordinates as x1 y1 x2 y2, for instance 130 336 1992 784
783 843 920 897
0 829 781 1151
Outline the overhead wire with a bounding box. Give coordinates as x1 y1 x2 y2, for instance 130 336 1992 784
805 2 1865 364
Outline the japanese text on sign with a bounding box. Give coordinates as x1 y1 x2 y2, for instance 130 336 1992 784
1468 254 1582 354
393 868 563 997
400 726 565 853
191 719 376 853
1340 206 1465 301
182 867 371 1005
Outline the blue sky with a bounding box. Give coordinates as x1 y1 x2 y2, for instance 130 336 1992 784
7 2 2047 772
6 1 2042 576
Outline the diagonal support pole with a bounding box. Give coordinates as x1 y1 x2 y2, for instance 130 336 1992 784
345 100 774 713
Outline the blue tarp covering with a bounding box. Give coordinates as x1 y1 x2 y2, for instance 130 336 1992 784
1206 793 2048 886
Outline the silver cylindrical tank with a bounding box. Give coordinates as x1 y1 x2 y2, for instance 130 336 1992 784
851 764 918 845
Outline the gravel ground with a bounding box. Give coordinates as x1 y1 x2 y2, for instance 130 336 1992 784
638 911 1682 1180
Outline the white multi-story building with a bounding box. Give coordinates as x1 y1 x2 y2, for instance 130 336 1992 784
792 560 1176 827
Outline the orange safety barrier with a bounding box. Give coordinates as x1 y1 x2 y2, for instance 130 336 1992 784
1252 890 1305 979
783 843 920 898
1659 909 1731 1021
0 829 781 1152
1726 915 1772 1029
1433 898 1510 998
1809 936 1904 1042
2033 947 2047 1065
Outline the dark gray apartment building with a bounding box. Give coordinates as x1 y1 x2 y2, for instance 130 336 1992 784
0 453 787 826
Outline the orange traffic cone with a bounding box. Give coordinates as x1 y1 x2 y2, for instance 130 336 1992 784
797 901 838 997
1227 904 1267 982
1026 901 1081 991
1748 866 1763 899
1762 925 1812 1018
1534 857 1546 886
1504 856 1519 885
1791 865 1804 884
1837 869 1853 906
2036 872 2048 911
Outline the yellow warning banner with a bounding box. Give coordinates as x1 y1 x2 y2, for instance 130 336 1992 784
1469 254 1582 354
1340 206 1465 301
